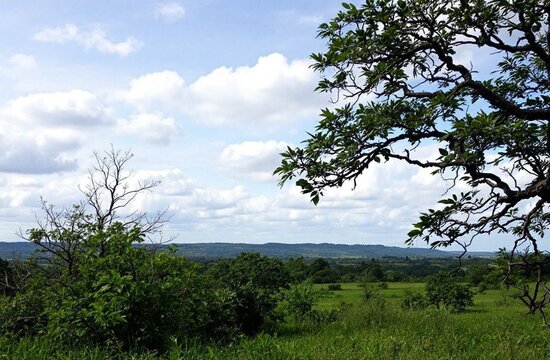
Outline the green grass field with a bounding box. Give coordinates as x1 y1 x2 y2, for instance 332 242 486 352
1 282 549 359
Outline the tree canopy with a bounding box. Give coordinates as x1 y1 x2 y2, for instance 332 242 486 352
275 0 550 316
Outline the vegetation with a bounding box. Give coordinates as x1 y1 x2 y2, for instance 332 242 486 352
205 253 290 336
2 1 550 357
275 0 550 319
1 283 549 359
0 149 291 353
425 271 474 312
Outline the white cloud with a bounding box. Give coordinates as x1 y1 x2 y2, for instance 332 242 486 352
117 54 326 128
120 70 185 112
192 185 248 210
155 2 185 21
4 90 110 127
9 54 36 68
0 90 112 174
33 24 142 57
220 140 290 182
118 113 178 144
186 53 324 126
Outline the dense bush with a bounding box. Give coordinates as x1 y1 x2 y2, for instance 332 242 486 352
425 271 474 312
0 224 215 351
0 258 14 297
206 252 290 335
327 283 342 291
0 236 293 351
283 282 317 321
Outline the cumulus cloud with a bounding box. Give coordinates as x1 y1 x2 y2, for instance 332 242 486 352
4 90 110 127
118 113 178 145
9 54 36 68
117 54 326 128
0 141 77 174
186 53 324 126
192 186 248 211
155 2 185 21
33 24 142 57
120 70 185 111
220 140 290 182
0 90 112 174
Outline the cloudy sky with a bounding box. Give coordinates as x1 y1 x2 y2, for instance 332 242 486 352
0 1 510 250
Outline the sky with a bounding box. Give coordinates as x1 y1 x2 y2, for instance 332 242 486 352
0 1 516 251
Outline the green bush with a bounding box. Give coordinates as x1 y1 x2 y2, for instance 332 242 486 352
362 283 380 301
400 291 428 310
327 283 342 291
283 283 317 321
477 282 488 294
0 258 14 297
29 224 210 351
0 273 49 338
206 253 290 335
425 271 474 312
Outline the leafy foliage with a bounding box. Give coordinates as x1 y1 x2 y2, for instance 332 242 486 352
401 290 429 310
0 258 14 297
283 282 318 321
43 224 210 350
327 283 342 291
425 271 474 312
206 253 291 335
0 150 292 352
275 0 550 320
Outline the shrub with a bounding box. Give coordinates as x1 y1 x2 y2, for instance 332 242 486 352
283 283 317 321
0 258 14 297
401 291 428 310
39 224 209 351
477 283 488 294
206 253 290 335
361 282 380 299
327 283 342 291
425 271 474 312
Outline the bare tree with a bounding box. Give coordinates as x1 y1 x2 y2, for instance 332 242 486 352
80 147 168 236
22 147 171 270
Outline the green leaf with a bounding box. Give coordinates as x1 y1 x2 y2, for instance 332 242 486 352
407 229 422 237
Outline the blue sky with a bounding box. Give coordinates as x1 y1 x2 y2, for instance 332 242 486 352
0 1 515 251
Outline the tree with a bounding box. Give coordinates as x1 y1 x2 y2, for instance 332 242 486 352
425 271 474 312
206 253 290 335
0 148 216 351
275 1 550 320
24 147 169 273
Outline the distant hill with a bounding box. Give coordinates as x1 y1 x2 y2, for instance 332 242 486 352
0 241 494 260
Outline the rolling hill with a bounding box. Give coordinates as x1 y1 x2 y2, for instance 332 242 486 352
0 241 493 260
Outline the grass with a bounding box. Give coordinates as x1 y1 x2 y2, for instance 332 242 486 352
1 283 549 359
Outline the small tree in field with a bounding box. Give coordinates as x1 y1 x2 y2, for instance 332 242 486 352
275 0 550 322
425 271 473 312
206 253 290 335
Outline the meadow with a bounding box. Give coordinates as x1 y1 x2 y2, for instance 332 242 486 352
2 282 549 360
